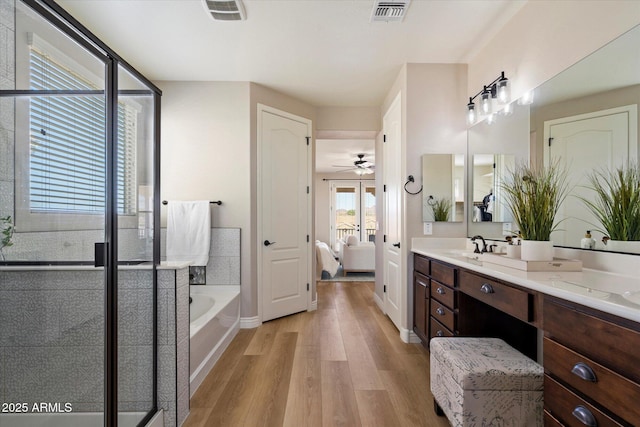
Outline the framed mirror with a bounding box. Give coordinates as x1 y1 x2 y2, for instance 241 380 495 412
422 154 464 222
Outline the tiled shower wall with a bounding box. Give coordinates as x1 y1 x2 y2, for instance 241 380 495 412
0 268 155 412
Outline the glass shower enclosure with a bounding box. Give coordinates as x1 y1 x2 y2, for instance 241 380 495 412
0 0 161 425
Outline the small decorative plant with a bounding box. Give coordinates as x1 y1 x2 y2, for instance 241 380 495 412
431 197 451 222
580 162 640 241
501 161 570 241
0 215 14 260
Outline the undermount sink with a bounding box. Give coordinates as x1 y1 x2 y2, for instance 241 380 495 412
550 280 611 300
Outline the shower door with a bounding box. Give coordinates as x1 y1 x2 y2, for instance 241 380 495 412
0 1 159 426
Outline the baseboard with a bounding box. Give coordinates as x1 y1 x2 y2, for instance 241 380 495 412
240 316 261 329
373 292 385 312
310 298 318 311
400 327 421 344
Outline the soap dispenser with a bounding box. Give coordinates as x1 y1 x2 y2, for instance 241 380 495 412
581 230 595 249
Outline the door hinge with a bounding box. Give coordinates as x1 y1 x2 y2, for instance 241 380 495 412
383 184 386 192
307 235 309 242
383 134 386 143
383 234 387 243
548 137 554 147
384 285 387 293
307 283 310 291
306 136 310 146
307 186 310 194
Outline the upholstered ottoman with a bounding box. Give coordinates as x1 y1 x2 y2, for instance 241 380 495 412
430 337 543 427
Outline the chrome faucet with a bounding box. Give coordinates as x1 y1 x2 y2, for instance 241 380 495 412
471 235 488 253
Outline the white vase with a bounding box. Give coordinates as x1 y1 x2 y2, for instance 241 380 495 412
604 240 640 254
520 240 554 261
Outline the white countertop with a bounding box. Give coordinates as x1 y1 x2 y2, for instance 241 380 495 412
411 240 640 324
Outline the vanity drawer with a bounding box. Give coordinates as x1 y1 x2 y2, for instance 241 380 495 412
430 299 455 331
431 260 455 287
430 317 454 339
544 411 563 427
459 270 531 323
414 255 430 276
544 296 640 384
430 281 455 309
544 337 640 424
544 374 624 427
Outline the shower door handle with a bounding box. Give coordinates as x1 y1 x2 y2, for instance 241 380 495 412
95 242 106 267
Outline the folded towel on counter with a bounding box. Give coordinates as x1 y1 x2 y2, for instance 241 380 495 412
166 201 211 265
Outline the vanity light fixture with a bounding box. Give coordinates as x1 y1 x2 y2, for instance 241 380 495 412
465 71 510 125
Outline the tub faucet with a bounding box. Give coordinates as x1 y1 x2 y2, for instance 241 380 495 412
471 235 488 253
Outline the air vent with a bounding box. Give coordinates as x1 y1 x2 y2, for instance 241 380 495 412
370 0 411 22
203 0 246 21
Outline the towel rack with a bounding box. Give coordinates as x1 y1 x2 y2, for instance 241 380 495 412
162 200 222 205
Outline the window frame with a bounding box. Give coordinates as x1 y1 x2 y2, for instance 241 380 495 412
15 32 138 232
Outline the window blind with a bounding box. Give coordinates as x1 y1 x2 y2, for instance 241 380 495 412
29 47 136 215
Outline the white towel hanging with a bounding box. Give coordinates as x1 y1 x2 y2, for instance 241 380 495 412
166 201 211 266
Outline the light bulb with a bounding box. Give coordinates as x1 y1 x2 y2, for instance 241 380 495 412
497 75 510 104
501 102 513 115
480 88 492 115
467 101 476 125
486 113 496 125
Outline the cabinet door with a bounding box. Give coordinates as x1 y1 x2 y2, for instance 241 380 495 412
413 273 429 341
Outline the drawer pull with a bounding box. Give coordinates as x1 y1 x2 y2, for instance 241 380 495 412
480 283 494 294
572 405 597 427
571 362 597 382
436 307 445 316
436 287 446 295
436 330 444 337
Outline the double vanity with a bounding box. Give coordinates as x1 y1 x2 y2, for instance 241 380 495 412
412 239 640 426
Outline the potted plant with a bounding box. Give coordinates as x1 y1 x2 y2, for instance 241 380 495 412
580 162 640 253
501 161 570 261
0 215 14 261
432 197 451 222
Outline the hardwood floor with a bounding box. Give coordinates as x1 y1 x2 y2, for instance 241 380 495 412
184 281 450 427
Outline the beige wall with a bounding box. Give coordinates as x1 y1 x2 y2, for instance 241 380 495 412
316 107 381 131
468 1 640 102
158 80 253 313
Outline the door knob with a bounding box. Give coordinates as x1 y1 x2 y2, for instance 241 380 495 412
392 242 401 248
264 240 276 246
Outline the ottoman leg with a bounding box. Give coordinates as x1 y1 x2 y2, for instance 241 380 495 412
433 398 445 416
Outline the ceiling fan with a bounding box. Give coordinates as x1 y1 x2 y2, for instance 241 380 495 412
332 154 375 175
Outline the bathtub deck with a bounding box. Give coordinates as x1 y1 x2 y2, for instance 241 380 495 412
183 281 450 427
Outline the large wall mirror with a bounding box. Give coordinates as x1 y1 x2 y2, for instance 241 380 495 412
468 24 640 254
422 154 465 222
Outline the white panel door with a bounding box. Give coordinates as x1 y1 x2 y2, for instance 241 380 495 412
383 94 402 330
260 107 311 322
544 106 636 246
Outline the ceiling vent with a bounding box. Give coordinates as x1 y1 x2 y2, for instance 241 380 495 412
370 0 411 22
202 0 246 21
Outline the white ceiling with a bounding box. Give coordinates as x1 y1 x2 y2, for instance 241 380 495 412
57 0 526 107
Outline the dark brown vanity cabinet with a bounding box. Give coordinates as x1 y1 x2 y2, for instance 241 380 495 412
413 254 458 345
413 255 430 343
543 296 640 426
